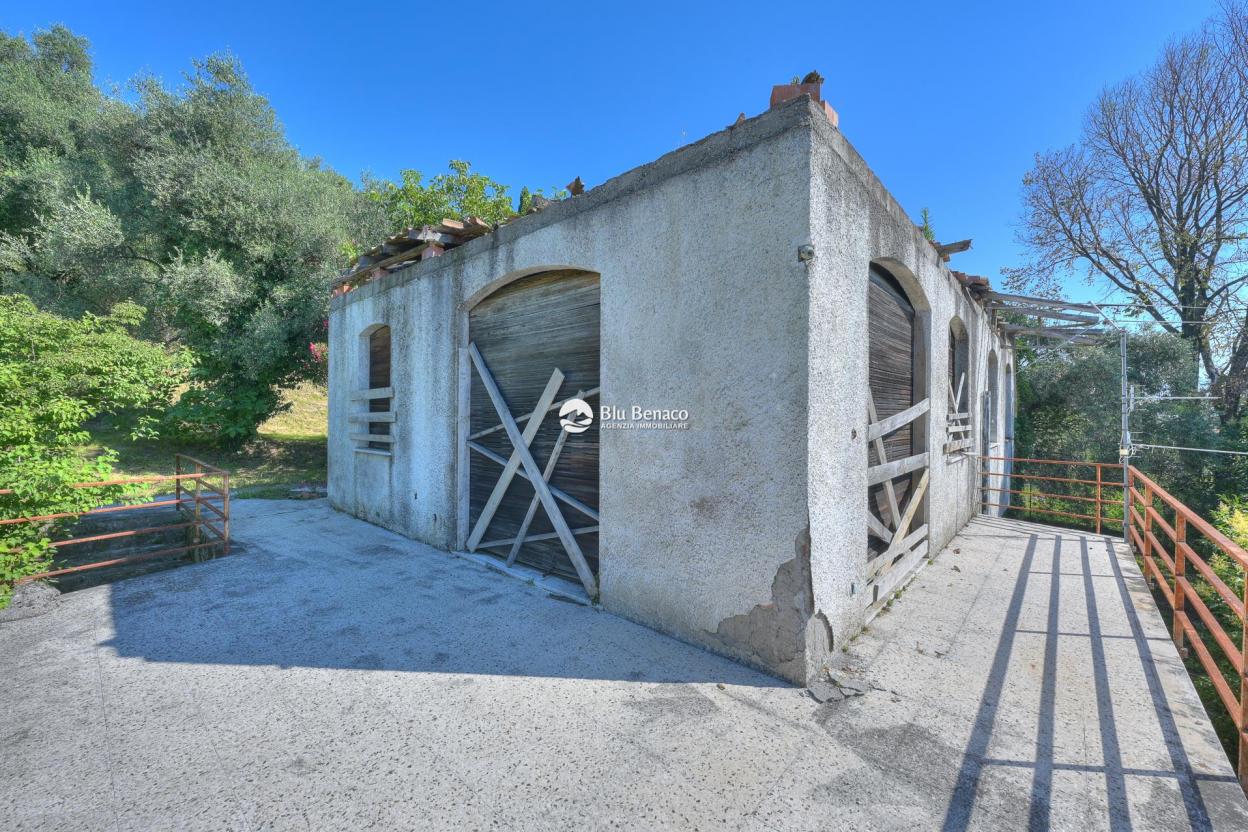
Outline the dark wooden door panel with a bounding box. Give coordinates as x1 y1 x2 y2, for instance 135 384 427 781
867 267 916 555
468 270 600 581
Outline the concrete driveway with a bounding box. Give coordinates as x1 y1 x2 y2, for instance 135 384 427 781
2 501 1246 830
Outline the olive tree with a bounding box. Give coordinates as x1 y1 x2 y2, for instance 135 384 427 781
0 29 387 439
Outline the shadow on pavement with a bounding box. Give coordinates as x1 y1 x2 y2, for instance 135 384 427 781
100 500 785 687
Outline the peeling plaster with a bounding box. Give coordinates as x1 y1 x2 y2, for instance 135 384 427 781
707 525 829 683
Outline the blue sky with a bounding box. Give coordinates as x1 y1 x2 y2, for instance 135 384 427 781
2 1 1220 299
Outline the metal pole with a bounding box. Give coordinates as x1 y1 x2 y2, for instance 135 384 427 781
1120 330 1131 544
222 470 230 556
1095 463 1103 536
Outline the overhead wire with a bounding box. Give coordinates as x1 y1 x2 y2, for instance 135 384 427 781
995 290 1245 462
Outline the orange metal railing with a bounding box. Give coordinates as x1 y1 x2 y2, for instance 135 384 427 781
1 454 230 584
979 456 1248 788
979 456 1125 535
1128 466 1248 786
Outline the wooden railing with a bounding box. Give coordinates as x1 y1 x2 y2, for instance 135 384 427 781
979 456 1125 535
1 454 230 584
1128 466 1248 785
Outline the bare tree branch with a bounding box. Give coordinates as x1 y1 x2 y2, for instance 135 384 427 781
1011 3 1248 421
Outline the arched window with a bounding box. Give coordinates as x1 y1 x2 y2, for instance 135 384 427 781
944 318 972 455
366 325 391 451
948 318 969 413
986 350 999 446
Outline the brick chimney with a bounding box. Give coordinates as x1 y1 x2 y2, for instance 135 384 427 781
770 72 839 128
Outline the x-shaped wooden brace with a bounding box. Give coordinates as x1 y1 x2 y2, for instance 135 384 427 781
466 342 599 597
866 390 930 570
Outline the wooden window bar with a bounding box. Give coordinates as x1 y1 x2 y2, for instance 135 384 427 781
2 454 231 585
352 386 396 456
945 372 973 455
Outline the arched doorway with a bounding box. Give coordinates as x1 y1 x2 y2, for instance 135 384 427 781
982 351 999 512
865 264 930 602
1004 363 1014 457
463 269 601 596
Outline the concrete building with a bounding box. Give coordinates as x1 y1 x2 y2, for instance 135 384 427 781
327 81 1015 685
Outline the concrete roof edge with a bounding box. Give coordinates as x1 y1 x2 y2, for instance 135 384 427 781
807 111 967 286
332 96 821 311
808 112 922 247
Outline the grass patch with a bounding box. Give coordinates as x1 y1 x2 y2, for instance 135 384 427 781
259 382 329 441
82 383 328 499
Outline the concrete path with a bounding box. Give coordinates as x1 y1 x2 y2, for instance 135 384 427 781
830 516 1248 832
2 503 1245 830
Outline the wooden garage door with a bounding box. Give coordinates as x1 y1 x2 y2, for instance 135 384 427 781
466 270 600 586
865 266 930 579
868 267 914 549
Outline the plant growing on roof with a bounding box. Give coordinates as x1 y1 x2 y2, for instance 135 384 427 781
919 208 935 243
365 160 516 231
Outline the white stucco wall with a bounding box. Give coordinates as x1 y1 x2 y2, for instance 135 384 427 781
328 97 1015 684
330 99 817 680
328 255 460 547
805 110 1013 668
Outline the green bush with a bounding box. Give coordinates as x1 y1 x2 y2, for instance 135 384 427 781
0 294 182 606
0 27 568 441
1014 332 1243 518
